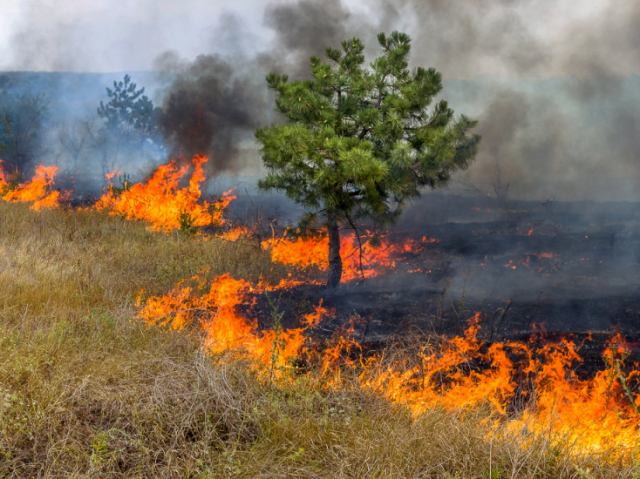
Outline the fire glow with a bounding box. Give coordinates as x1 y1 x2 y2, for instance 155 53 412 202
5 154 640 458
0 160 66 210
139 272 640 456
95 154 235 232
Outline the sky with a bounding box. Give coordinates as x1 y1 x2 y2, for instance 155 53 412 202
2 0 640 202
0 0 626 78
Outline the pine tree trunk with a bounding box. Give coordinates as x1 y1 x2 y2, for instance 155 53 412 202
327 214 342 288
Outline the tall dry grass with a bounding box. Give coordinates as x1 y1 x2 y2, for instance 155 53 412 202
0 201 638 478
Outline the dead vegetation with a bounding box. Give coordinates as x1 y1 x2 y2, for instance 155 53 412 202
0 201 639 478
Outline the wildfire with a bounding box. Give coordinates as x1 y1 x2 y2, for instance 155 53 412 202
1 157 443 280
264 232 438 283
139 273 640 456
0 161 65 210
5 154 640 458
138 272 333 376
95 155 235 232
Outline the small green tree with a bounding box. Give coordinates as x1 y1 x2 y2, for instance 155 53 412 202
95 75 162 177
97 74 158 136
256 31 480 287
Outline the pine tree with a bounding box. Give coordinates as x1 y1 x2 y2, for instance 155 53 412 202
97 74 157 136
0 92 49 174
256 31 481 287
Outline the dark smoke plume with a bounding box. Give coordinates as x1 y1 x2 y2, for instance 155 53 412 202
260 0 353 79
154 0 367 175
151 0 640 200
6 0 640 200
155 53 264 174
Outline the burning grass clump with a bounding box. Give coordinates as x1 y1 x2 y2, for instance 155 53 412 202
2 201 640 477
0 160 65 211
95 154 236 233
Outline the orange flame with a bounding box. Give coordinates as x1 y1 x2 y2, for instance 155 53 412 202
138 273 331 378
0 162 65 210
359 320 640 453
95 155 236 232
264 232 437 283
140 273 640 455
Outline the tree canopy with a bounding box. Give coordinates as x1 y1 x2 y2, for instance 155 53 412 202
256 31 481 287
0 87 49 175
97 74 158 136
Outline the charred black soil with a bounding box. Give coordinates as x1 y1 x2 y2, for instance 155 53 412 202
241 195 640 382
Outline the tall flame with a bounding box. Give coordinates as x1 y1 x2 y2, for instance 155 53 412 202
95 155 235 232
0 161 64 210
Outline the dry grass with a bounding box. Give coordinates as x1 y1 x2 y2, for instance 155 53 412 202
0 201 638 478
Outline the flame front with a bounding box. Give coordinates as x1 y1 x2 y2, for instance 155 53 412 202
264 232 437 282
138 273 324 376
139 273 640 457
0 161 65 210
95 154 235 232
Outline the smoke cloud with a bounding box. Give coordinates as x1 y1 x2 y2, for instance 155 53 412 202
394 0 640 201
3 0 640 200
260 0 352 78
155 53 264 174
152 0 364 175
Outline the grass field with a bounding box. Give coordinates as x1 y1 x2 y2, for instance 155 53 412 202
0 201 638 478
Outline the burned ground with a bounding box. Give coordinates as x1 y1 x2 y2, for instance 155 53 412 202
237 194 640 385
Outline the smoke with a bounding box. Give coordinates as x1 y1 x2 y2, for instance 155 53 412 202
388 1 640 79
389 0 640 201
152 0 365 174
154 53 264 174
5 0 640 322
260 0 353 78
450 74 640 201
153 0 640 201
4 0 640 200
0 77 50 175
